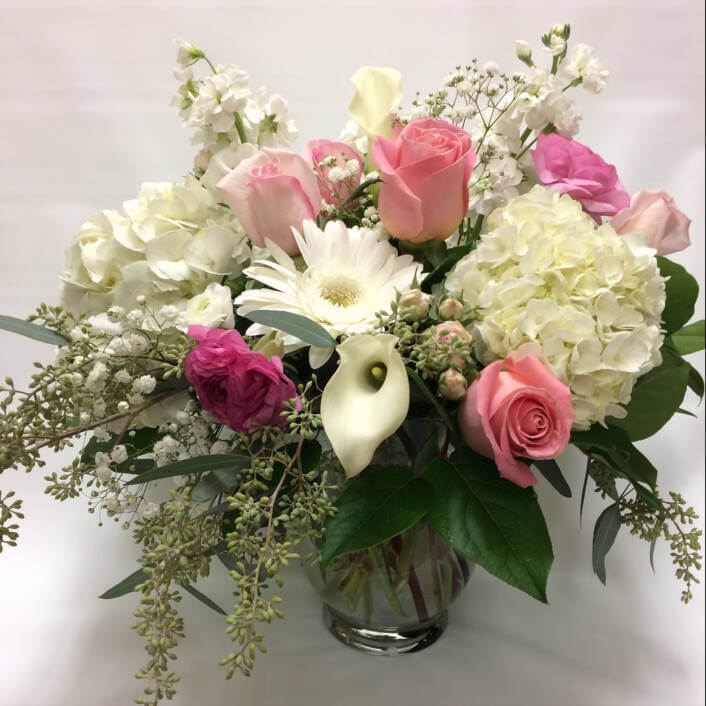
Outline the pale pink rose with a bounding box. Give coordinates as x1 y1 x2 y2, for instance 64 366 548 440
458 354 575 488
185 325 297 434
216 148 321 255
372 118 476 242
610 189 691 255
302 139 363 207
531 133 629 223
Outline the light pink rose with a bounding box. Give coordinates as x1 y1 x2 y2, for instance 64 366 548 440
372 118 476 242
610 189 691 255
217 148 321 255
185 325 297 434
458 354 575 488
531 133 629 223
302 139 363 207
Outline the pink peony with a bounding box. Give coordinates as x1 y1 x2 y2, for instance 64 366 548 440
302 139 363 207
372 118 475 242
531 133 629 223
458 353 574 488
217 148 321 255
610 189 691 255
185 325 297 433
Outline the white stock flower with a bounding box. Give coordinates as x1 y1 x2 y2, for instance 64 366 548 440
445 186 666 428
321 334 409 478
235 220 422 366
468 154 523 216
188 64 250 134
243 90 298 147
560 43 609 93
185 283 235 329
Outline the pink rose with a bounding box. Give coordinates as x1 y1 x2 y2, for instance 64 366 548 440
458 354 574 488
302 139 363 208
531 133 629 223
372 118 476 242
217 148 321 255
610 189 691 255
185 325 297 433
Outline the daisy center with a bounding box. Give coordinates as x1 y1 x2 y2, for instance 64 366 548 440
319 277 361 308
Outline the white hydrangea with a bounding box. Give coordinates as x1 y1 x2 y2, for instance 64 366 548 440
445 186 666 429
560 43 609 93
60 175 249 327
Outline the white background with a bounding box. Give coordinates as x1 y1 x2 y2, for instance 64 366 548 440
0 1 704 705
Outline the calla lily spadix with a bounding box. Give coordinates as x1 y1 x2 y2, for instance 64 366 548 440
348 66 403 141
321 334 410 478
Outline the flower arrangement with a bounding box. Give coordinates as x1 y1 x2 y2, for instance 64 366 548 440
0 23 703 705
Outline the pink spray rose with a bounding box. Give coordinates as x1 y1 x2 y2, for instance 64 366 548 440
372 118 476 242
531 133 629 223
185 325 297 433
217 148 321 255
302 139 363 207
610 189 691 255
458 353 575 488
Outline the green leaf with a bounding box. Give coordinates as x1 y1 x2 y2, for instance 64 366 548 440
571 425 657 490
649 537 657 572
579 458 589 526
609 346 689 440
592 503 621 585
191 469 241 501
342 177 381 206
686 361 704 401
531 459 571 497
421 244 472 292
670 320 705 355
99 567 149 599
0 314 71 346
412 426 440 474
658 256 699 334
81 428 160 469
676 407 697 418
179 583 227 615
126 454 250 486
321 467 433 567
424 447 554 603
245 310 335 347
406 368 461 446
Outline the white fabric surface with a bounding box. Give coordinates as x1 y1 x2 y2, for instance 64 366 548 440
0 1 704 705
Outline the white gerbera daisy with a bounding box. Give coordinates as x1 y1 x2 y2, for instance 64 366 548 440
235 219 423 367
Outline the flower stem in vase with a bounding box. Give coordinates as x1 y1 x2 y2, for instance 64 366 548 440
427 524 444 614
367 545 407 617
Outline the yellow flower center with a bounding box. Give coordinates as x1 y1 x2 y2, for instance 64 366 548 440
319 277 361 308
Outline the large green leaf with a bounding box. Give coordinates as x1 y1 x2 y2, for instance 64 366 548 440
321 467 433 567
99 567 149 599
609 346 689 441
592 503 621 585
424 448 554 603
658 256 699 334
670 320 705 356
126 454 250 486
245 310 335 347
0 314 71 345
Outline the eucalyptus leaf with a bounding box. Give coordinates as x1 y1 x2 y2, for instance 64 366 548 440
321 467 433 567
99 567 149 599
592 503 621 585
126 454 250 486
0 314 70 346
245 310 335 347
180 583 227 615
191 469 241 501
658 256 699 334
531 459 571 497
424 448 553 603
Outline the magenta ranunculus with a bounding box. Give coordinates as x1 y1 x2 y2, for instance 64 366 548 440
184 325 297 433
531 133 629 223
458 353 574 488
372 118 476 242
302 139 363 207
216 148 321 255
610 189 691 255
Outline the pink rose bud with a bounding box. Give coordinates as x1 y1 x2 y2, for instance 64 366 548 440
438 297 464 321
302 139 363 208
185 325 297 433
531 133 629 223
434 321 471 344
217 148 321 255
458 353 574 488
439 368 468 401
372 118 476 242
610 189 691 256
398 288 432 321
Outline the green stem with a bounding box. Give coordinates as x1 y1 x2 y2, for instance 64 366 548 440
407 368 462 448
367 545 406 617
514 135 539 162
551 55 559 75
394 526 418 591
233 111 248 145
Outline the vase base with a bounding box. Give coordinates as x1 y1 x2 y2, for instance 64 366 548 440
322 605 448 655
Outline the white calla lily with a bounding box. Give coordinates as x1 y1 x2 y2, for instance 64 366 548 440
321 334 409 478
348 67 403 141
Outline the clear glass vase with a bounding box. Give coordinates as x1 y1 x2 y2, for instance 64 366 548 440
303 420 473 654
303 521 473 655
